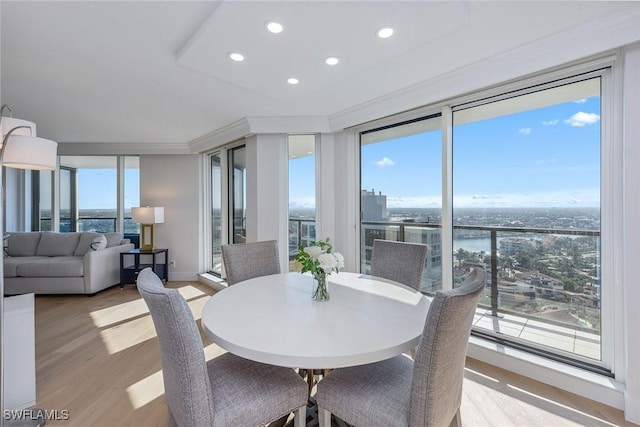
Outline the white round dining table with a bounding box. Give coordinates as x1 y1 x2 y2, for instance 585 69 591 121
201 272 431 369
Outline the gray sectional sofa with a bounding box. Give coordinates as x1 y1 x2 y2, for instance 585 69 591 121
3 231 134 295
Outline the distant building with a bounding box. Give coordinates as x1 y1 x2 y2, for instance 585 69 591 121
361 189 388 221
500 237 535 256
531 274 565 299
360 188 442 292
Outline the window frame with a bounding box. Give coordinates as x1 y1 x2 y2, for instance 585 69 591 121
352 57 621 377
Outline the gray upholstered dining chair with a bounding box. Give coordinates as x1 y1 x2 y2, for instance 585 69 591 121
370 239 428 291
136 268 307 427
316 267 486 427
221 239 280 285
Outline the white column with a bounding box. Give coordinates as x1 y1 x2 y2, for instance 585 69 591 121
331 130 359 272
245 134 289 271
623 41 640 425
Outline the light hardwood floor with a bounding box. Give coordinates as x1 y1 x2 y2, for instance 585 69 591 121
32 281 635 427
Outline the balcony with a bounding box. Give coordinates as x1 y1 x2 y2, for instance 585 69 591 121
290 217 603 370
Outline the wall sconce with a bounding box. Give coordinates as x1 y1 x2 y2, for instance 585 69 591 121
131 206 164 251
1 104 58 422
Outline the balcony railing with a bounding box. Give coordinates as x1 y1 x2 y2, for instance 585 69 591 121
362 219 603 367
289 218 316 259
40 217 139 234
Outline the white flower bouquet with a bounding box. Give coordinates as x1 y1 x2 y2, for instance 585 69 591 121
295 238 344 301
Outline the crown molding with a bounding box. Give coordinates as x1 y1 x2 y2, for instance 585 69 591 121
188 116 331 153
246 116 330 134
188 118 252 153
58 142 192 156
328 7 640 132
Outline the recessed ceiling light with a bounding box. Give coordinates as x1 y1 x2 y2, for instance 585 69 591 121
287 78 299 85
266 21 284 34
228 52 244 62
377 27 394 39
325 57 339 66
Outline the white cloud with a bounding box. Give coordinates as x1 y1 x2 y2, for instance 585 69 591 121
564 112 600 127
289 198 316 209
533 157 558 166
386 196 441 208
374 157 396 168
574 99 588 104
453 189 599 208
382 190 599 208
542 119 559 126
519 128 532 135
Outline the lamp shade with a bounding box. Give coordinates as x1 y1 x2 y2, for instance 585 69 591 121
0 117 36 143
2 135 58 170
131 207 164 224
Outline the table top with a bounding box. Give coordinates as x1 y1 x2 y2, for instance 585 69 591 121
201 272 430 369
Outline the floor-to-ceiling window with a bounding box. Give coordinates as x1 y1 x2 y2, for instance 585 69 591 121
33 156 139 234
229 146 246 244
123 156 140 236
210 153 223 275
33 170 53 231
452 76 603 369
59 166 75 231
288 134 316 272
360 115 443 293
358 68 611 373
60 156 118 232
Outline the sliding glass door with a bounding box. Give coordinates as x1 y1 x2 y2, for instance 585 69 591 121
288 134 316 272
452 76 603 367
360 115 443 293
210 153 223 275
358 70 610 372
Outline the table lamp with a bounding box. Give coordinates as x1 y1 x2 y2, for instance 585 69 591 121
131 206 164 251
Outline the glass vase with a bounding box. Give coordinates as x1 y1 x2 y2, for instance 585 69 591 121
312 272 330 302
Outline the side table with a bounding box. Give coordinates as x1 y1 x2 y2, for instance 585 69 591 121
120 248 169 289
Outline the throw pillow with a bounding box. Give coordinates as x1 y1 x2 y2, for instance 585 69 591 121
90 234 108 251
74 232 101 256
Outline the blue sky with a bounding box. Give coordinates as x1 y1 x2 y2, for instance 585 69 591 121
358 96 600 209
289 154 316 209
74 169 140 210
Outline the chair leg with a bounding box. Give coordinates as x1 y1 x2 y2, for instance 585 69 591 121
450 408 462 427
294 405 306 427
318 407 332 427
410 347 417 360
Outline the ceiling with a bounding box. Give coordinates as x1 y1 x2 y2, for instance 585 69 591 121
2 1 640 152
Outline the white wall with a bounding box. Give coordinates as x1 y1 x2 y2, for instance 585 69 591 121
140 154 202 281
622 41 640 424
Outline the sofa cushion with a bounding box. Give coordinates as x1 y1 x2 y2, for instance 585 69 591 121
105 232 123 248
3 256 47 277
74 232 103 256
15 256 84 277
6 232 42 257
37 232 81 256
